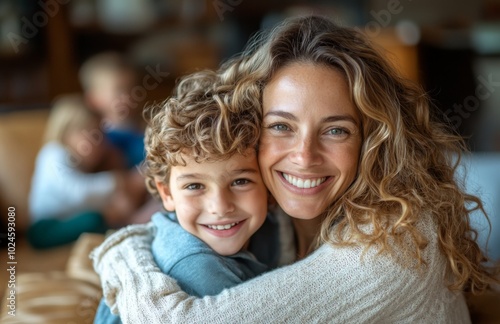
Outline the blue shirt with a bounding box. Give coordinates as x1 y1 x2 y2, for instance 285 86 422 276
152 212 269 296
105 128 145 168
94 211 280 323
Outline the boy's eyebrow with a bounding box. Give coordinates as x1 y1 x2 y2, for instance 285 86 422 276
175 168 259 182
231 168 259 175
175 173 205 181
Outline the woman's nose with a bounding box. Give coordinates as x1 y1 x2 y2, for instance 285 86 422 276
208 190 235 217
288 136 323 167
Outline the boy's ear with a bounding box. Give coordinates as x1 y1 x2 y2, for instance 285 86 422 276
155 180 175 212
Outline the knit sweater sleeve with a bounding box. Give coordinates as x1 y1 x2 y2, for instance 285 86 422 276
92 222 470 324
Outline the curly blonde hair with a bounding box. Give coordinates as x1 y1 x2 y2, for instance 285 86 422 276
218 15 498 293
44 93 99 144
143 70 262 198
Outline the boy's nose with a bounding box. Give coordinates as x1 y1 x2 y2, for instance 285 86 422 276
208 190 235 217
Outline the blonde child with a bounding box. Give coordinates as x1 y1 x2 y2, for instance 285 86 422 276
28 94 144 248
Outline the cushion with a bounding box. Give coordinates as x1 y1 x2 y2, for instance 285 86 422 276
66 233 105 287
0 109 49 232
0 271 101 324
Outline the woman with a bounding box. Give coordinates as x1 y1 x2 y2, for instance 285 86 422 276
92 15 498 322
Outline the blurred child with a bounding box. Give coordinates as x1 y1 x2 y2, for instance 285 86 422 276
79 51 145 168
94 71 290 323
28 94 145 249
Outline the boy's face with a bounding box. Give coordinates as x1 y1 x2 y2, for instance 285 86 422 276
156 149 268 256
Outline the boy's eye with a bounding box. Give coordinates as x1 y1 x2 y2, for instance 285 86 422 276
186 183 203 190
232 178 250 186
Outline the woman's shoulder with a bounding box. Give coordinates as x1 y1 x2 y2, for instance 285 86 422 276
304 219 468 322
311 212 447 284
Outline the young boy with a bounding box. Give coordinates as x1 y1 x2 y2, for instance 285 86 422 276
94 71 291 323
79 51 145 168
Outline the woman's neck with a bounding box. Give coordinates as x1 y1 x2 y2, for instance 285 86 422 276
292 216 324 259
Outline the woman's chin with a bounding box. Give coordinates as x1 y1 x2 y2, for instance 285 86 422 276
280 203 324 220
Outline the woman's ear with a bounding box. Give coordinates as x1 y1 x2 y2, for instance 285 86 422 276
155 180 175 212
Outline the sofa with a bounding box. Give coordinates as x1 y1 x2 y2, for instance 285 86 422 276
0 108 106 323
0 107 499 323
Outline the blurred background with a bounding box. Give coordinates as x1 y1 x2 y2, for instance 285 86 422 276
0 1 499 322
0 0 499 150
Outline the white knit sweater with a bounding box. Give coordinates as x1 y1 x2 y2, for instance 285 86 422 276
92 215 471 323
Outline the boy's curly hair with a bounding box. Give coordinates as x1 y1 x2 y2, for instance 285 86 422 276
143 70 262 198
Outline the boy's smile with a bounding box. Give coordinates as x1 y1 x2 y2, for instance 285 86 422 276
156 149 268 256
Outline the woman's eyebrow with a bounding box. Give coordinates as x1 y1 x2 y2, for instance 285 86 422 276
263 110 298 121
322 115 359 126
264 110 359 126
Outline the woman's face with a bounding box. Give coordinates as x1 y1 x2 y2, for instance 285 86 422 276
259 62 362 219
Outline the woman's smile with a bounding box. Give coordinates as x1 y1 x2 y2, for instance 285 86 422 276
278 171 335 196
281 172 328 189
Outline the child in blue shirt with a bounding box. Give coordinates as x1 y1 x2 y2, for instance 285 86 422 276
79 51 145 168
94 70 291 323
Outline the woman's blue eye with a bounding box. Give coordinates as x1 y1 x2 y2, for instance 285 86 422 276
271 124 290 131
186 183 203 190
328 128 347 135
